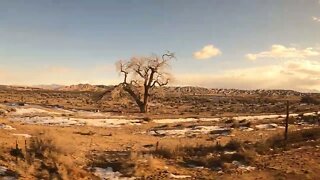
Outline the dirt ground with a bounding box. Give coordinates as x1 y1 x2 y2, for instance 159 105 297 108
0 86 320 179
1 114 320 179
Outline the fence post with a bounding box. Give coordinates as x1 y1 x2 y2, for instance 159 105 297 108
284 100 289 141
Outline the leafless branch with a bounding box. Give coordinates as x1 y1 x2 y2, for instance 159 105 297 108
115 52 175 113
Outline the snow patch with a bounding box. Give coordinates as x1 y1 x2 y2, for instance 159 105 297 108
150 126 230 137
232 161 256 172
255 123 278 130
11 116 142 127
93 167 135 180
0 166 8 175
153 113 302 124
12 133 32 138
169 173 191 179
0 124 15 130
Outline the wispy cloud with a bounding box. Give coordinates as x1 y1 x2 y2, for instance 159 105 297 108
246 44 320 60
193 44 222 60
175 60 320 91
312 16 320 22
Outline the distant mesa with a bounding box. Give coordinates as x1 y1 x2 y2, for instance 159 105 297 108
1 84 316 95
58 84 109 92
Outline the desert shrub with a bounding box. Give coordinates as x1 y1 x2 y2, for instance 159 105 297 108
299 115 319 124
255 127 320 154
254 141 271 155
150 140 253 170
176 144 220 157
73 131 95 136
28 136 59 159
224 140 243 151
152 146 175 159
18 134 92 179
300 128 320 140
87 151 136 177
300 95 319 105
183 156 223 169
220 152 253 164
151 140 244 159
9 146 24 159
142 116 152 122
287 117 296 124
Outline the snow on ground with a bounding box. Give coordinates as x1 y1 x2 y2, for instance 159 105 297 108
11 116 142 127
149 126 231 137
93 167 135 180
13 107 50 115
255 123 278 130
0 123 16 130
0 166 8 175
8 105 142 128
5 104 319 129
12 106 72 116
153 118 202 124
153 117 220 124
232 161 256 172
12 133 32 138
152 112 318 124
169 173 192 179
233 114 286 121
10 105 123 118
0 166 17 180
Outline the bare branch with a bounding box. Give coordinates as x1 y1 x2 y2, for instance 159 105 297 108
115 52 175 113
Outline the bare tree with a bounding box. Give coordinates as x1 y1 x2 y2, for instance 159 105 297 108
116 52 175 113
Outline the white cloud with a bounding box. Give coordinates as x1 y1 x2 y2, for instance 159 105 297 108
193 44 222 60
174 60 320 92
246 44 320 60
312 16 320 22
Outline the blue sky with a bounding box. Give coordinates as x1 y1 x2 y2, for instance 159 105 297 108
1 0 320 91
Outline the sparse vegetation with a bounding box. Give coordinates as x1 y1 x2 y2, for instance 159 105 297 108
0 85 320 179
255 127 320 154
300 95 320 105
150 139 254 170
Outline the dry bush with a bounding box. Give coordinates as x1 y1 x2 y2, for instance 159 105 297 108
224 140 244 151
86 150 136 177
300 95 320 105
3 133 92 180
151 146 175 159
150 140 253 170
28 136 60 160
255 127 320 154
298 114 319 124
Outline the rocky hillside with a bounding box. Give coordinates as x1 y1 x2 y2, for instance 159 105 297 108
159 86 304 97
2 84 311 97
57 84 110 92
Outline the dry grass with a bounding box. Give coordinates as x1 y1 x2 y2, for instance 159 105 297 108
255 127 320 154
150 139 254 170
0 131 93 180
86 150 136 177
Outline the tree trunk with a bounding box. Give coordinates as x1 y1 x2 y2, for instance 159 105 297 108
138 103 146 113
123 84 146 113
142 86 149 113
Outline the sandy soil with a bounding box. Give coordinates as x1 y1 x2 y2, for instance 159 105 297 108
0 103 319 179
